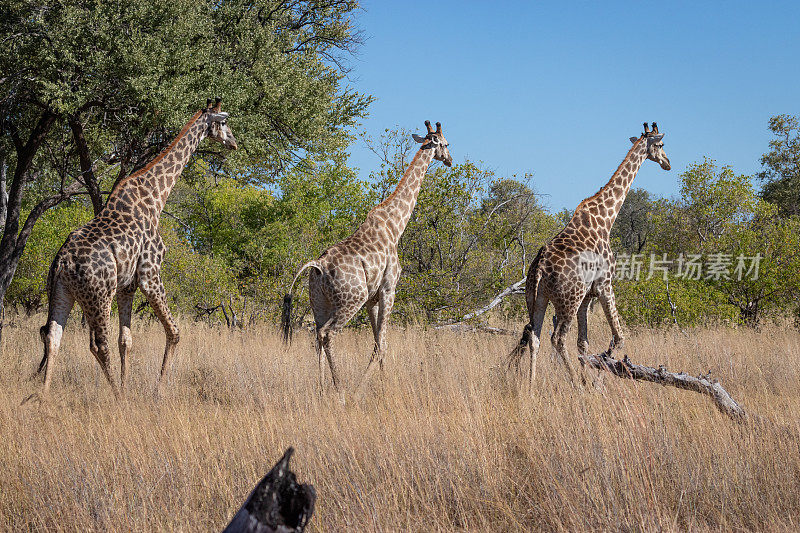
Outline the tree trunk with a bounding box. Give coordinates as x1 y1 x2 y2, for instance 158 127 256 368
0 157 7 230
68 115 104 215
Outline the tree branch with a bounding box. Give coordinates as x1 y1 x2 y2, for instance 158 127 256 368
578 351 747 421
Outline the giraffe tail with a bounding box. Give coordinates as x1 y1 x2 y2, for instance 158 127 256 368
281 261 322 344
506 246 544 372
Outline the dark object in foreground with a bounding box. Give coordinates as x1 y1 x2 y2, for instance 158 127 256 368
578 351 747 420
223 447 316 533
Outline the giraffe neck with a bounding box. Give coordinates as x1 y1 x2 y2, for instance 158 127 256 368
107 111 207 217
375 146 435 243
573 138 648 235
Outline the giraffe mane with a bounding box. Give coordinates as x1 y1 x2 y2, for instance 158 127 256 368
373 148 428 210
573 136 644 214
109 110 205 195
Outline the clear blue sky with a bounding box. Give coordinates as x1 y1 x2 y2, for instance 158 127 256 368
343 1 800 212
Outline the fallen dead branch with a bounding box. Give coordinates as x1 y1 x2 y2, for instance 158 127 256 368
457 277 526 322
433 278 526 335
223 447 315 533
578 351 747 421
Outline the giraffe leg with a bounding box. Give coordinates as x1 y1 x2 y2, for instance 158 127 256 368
355 290 394 399
117 283 137 394
576 294 592 356
314 329 326 394
366 296 381 370
85 302 121 399
578 293 607 390
525 290 548 393
318 325 346 404
139 274 179 393
597 283 624 355
36 282 75 397
552 313 581 387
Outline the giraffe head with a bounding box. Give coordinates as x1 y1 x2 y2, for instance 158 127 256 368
202 98 238 150
412 120 452 167
630 122 670 170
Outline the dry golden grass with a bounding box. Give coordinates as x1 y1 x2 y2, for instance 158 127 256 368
1 312 800 532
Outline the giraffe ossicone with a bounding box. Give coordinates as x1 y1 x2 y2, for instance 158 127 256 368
281 120 453 399
509 122 671 390
34 99 238 399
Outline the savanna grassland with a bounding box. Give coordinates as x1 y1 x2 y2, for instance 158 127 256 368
1 313 800 532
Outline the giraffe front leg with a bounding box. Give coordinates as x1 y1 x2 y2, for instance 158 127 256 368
597 283 624 356
139 273 179 394
576 294 592 356
552 313 582 388
355 288 394 399
117 283 137 394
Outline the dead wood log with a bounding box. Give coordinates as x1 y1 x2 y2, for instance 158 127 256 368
223 447 316 533
578 351 747 421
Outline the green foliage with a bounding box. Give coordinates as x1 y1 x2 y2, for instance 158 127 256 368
397 163 558 323
610 188 654 254
169 157 373 322
615 159 800 326
759 114 800 216
614 277 738 327
6 202 93 313
656 159 757 251
158 219 238 318
707 208 800 325
2 0 371 175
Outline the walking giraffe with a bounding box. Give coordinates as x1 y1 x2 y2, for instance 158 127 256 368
35 98 238 398
282 120 452 398
510 123 671 389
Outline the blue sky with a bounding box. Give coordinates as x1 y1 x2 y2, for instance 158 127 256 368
343 1 800 212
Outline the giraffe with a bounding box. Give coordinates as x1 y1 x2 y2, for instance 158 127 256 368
34 98 238 398
509 123 670 390
281 120 452 398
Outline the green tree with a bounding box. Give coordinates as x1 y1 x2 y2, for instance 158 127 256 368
610 188 654 254
171 156 373 322
707 205 800 325
641 159 800 326
0 0 370 331
758 114 800 216
6 202 93 315
650 159 757 256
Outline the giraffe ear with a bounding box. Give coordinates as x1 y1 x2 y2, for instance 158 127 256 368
412 134 427 143
629 137 638 144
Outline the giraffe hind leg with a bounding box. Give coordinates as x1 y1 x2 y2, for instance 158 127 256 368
117 283 137 394
85 300 121 399
36 281 75 396
525 291 548 393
